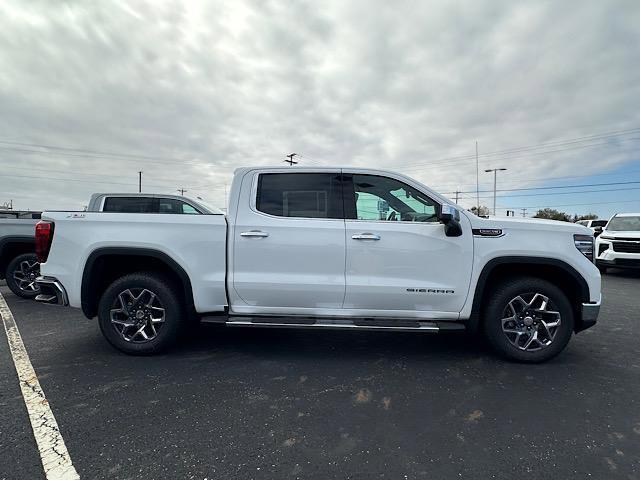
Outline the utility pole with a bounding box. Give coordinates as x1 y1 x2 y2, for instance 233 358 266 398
177 188 187 196
285 153 298 166
484 168 507 216
521 208 527 217
138 171 143 193
475 141 480 215
454 190 460 204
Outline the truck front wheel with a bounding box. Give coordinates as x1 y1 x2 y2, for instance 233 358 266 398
483 277 574 363
97 272 184 355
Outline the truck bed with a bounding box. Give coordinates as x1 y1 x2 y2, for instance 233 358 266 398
41 212 228 313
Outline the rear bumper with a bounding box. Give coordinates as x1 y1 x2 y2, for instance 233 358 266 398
35 276 69 306
577 299 600 332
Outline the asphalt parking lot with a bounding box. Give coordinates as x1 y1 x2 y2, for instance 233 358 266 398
1 273 639 480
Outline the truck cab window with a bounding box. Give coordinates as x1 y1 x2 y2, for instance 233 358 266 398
103 197 154 213
256 173 343 219
158 199 201 214
350 175 438 222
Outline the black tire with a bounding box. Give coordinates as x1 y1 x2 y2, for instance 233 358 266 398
97 272 184 355
482 276 574 363
5 253 40 299
597 265 607 274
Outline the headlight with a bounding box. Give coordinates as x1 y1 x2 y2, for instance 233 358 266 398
574 234 594 262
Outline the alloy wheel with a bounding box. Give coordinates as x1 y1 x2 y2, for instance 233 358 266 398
12 260 40 294
109 288 166 343
501 293 561 352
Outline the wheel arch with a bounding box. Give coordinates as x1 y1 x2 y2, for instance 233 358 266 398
81 247 195 319
467 256 591 334
0 236 36 280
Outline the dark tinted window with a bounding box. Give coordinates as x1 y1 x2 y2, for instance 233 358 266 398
256 173 343 219
591 220 607 227
158 198 201 214
103 197 154 213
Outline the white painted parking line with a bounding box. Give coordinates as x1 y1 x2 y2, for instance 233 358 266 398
0 292 80 480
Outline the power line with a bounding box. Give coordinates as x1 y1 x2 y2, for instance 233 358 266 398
430 164 640 192
0 172 175 189
455 180 640 195
401 136 640 172
499 199 640 210
398 127 640 170
475 186 640 199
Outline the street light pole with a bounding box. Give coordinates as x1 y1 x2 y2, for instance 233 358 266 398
484 168 507 216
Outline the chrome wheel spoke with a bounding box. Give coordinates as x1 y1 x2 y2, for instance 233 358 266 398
510 296 528 312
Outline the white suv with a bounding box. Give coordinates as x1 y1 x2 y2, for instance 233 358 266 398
595 213 640 273
576 219 608 237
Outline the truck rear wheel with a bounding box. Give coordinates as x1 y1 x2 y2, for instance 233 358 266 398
482 277 574 363
97 272 184 355
5 253 41 299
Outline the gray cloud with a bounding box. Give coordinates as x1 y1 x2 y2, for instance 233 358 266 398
0 0 638 212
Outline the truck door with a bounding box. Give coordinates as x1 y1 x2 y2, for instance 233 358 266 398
231 171 346 313
342 173 473 318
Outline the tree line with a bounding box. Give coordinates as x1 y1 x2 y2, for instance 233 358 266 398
469 206 598 222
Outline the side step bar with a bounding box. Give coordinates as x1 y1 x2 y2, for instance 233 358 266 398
210 316 466 333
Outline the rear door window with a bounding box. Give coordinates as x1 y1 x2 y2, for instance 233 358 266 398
256 173 343 219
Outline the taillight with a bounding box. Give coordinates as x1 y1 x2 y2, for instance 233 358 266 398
35 221 54 263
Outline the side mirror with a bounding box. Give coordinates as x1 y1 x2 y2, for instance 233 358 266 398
439 205 462 237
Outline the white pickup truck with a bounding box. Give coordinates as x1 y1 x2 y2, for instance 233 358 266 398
36 167 601 362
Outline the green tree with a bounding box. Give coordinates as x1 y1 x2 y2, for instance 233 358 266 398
469 205 490 217
533 208 572 222
574 213 598 222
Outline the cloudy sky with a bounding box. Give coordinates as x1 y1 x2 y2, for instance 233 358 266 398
1 0 639 217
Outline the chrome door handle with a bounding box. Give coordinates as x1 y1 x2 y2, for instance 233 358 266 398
240 230 269 238
352 233 380 241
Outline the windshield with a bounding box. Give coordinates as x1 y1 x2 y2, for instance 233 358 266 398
607 216 640 231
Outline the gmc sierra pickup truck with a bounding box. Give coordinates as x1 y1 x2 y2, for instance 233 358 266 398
36 167 601 362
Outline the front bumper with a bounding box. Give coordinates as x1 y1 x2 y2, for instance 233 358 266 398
578 300 600 332
35 276 69 306
596 258 640 269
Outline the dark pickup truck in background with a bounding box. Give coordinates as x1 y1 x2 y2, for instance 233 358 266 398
0 210 41 298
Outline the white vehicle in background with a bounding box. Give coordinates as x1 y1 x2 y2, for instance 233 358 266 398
87 193 221 214
575 219 608 237
36 167 601 363
595 213 640 273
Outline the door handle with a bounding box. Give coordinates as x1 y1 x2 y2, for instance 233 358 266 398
240 230 269 238
352 233 381 241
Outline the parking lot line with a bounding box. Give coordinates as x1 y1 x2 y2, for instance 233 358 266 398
0 292 80 480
